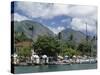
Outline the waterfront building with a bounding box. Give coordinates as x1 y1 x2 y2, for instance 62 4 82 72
41 55 48 64
64 55 69 60
13 53 19 64
31 54 40 64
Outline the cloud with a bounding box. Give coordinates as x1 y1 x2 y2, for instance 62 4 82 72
12 13 30 21
48 26 65 34
13 2 97 34
68 5 97 20
15 2 97 20
71 17 97 34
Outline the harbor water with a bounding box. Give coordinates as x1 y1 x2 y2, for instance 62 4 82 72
14 63 97 74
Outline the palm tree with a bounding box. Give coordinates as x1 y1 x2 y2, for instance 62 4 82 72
58 32 62 40
68 33 76 50
29 26 34 40
90 21 97 57
58 32 63 56
86 23 89 41
91 35 97 57
29 26 34 49
69 33 73 41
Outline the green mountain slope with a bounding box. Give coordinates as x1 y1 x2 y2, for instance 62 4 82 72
13 20 55 41
59 28 86 43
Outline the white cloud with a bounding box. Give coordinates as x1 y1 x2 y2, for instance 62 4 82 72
48 26 65 34
14 2 97 34
15 2 97 20
12 13 30 21
68 5 97 20
71 17 97 34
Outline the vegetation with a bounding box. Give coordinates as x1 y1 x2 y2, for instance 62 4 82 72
17 47 31 62
15 33 97 59
33 36 61 57
63 48 80 57
14 32 30 43
59 42 80 57
66 34 76 49
77 40 91 56
14 20 97 60
32 35 82 57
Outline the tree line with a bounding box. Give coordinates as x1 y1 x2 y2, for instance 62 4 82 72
14 31 97 62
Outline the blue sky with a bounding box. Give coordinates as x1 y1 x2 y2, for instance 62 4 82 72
11 1 97 35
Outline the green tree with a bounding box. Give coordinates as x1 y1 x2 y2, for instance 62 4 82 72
63 48 80 57
33 36 61 57
15 32 28 43
68 33 73 41
91 35 97 57
17 47 31 62
67 33 76 49
61 43 80 57
77 40 91 56
29 26 34 40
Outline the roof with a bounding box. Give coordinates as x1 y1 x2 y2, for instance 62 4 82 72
15 41 32 47
42 55 47 58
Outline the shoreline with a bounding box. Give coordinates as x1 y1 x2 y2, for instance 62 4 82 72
13 61 97 66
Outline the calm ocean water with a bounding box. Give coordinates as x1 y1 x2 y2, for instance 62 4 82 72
14 63 97 74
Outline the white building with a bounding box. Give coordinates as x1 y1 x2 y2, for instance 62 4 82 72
31 54 40 64
42 55 48 64
13 53 19 64
64 55 69 60
31 49 40 64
